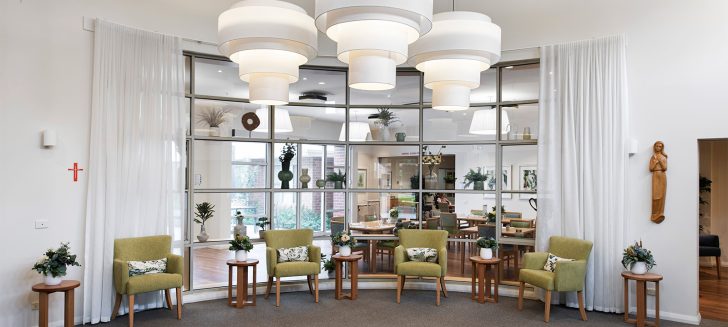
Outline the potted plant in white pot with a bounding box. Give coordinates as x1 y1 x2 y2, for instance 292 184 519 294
332 231 357 257
197 107 230 136
194 202 214 242
256 217 269 239
229 234 254 261
476 237 498 259
463 167 488 191
32 243 81 285
621 241 656 275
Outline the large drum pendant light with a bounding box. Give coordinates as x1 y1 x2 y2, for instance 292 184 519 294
315 0 433 91
409 12 501 111
218 0 318 105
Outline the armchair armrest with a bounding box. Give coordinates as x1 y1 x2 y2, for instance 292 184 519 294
308 245 321 264
438 246 448 276
394 245 406 274
522 252 549 270
266 247 277 277
166 254 184 275
113 259 130 294
554 260 588 291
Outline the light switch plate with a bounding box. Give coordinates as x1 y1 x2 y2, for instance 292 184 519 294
35 220 49 229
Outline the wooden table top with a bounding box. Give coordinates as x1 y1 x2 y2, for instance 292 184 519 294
349 221 396 233
456 216 514 224
32 280 80 292
461 226 535 237
333 253 364 262
226 259 259 266
621 271 663 281
469 256 502 264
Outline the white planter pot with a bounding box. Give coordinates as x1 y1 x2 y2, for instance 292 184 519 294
339 245 352 257
480 248 493 260
235 250 248 262
209 126 220 137
630 261 648 275
44 275 62 286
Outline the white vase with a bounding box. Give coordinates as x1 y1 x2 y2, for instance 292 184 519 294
339 245 352 257
379 127 391 141
630 261 648 275
235 250 248 262
299 168 311 188
209 126 220 137
44 275 62 286
480 248 493 260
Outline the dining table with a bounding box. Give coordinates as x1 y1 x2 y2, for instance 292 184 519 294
349 221 397 273
457 216 513 227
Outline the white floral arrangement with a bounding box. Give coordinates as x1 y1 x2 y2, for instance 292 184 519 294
389 208 399 219
331 231 357 247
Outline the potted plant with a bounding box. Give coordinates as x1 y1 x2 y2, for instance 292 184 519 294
410 174 420 189
197 107 230 136
321 254 335 278
444 173 457 190
476 237 498 259
332 231 357 256
32 243 81 285
256 217 269 239
233 211 245 238
229 234 254 261
463 167 488 190
622 241 655 275
486 205 506 223
389 208 399 223
194 202 215 242
373 107 399 141
326 169 346 189
278 143 296 189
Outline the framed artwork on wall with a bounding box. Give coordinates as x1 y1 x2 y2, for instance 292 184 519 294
485 165 512 198
518 165 537 199
356 169 367 188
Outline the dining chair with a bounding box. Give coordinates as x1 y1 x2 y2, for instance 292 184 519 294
365 214 378 222
504 211 523 219
477 224 516 274
426 217 440 230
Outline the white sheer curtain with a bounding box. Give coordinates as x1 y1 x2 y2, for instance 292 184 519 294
537 35 628 313
83 19 185 324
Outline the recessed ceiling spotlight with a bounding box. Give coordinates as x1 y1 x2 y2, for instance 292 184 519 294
318 81 326 85
217 70 223 73
302 77 308 80
505 66 514 69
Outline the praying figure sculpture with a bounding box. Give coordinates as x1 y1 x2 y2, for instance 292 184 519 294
650 141 667 223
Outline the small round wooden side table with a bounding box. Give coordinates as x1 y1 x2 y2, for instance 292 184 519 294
227 259 259 308
469 256 501 303
32 280 80 327
333 253 363 300
622 271 663 327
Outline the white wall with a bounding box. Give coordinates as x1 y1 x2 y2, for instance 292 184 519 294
2 0 726 325
699 140 728 266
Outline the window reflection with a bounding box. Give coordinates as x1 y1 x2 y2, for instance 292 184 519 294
350 145 420 190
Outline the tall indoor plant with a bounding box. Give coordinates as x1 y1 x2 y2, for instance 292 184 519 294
278 143 296 189
32 243 81 285
195 202 215 242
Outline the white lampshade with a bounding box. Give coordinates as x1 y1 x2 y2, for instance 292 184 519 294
256 107 293 133
469 109 510 135
315 0 433 90
218 0 317 105
409 12 501 111
339 122 371 141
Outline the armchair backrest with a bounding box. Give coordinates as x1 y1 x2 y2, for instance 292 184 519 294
700 234 720 247
264 229 313 249
114 235 171 261
548 236 593 261
399 229 447 249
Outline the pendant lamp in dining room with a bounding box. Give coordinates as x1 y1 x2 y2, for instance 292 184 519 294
218 0 318 105
315 0 433 91
409 12 501 111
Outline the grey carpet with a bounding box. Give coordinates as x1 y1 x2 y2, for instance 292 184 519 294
99 289 726 327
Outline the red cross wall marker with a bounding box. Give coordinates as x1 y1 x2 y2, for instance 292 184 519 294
67 162 84 182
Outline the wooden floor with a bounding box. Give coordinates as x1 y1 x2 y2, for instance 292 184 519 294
699 265 728 321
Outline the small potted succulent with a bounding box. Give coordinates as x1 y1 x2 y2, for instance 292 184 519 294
194 202 215 242
464 167 488 190
229 235 254 262
332 231 357 256
32 243 81 285
622 241 656 275
326 170 346 189
476 237 498 259
321 254 335 278
255 217 269 239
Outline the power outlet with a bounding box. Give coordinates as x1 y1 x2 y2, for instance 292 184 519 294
647 286 656 296
35 220 49 229
31 302 39 310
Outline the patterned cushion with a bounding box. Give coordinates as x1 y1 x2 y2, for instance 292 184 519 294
406 247 438 263
543 253 574 272
128 258 167 277
277 246 309 263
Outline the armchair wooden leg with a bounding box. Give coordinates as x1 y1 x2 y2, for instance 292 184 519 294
396 275 402 304
265 277 273 299
544 290 552 323
128 294 135 327
717 256 722 279
441 277 448 297
400 276 406 294
164 289 173 310
176 287 182 320
276 277 281 307
314 274 319 303
577 290 587 321
518 282 524 310
112 293 122 320
307 275 313 295
435 277 441 306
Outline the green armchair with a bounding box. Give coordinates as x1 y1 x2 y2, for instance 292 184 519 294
394 229 448 305
518 236 593 322
263 229 321 307
112 235 183 327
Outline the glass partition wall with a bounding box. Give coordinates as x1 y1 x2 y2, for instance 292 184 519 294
185 51 539 291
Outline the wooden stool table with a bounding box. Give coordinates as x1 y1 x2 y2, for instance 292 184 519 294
622 271 662 327
227 259 258 308
333 253 363 300
469 256 501 303
32 280 80 327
